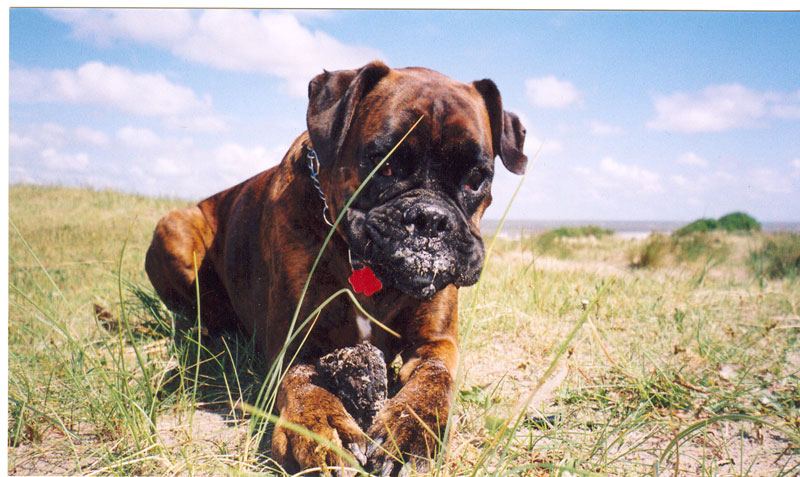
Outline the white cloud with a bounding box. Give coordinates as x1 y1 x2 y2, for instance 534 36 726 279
570 166 592 176
41 148 90 171
667 162 796 201
714 170 738 184
588 120 624 136
525 135 563 157
137 142 284 196
288 10 336 20
567 164 615 200
74 126 110 146
676 151 709 168
513 112 564 157
599 156 662 193
749 167 792 194
568 156 663 198
525 76 581 109
11 61 227 133
771 104 800 119
685 197 704 208
11 121 286 199
670 174 704 192
48 8 194 45
9 123 109 150
152 156 186 177
116 126 162 149
9 132 37 150
770 89 800 119
213 142 284 178
48 9 383 97
34 123 69 148
163 114 228 133
670 174 691 189
11 62 211 117
647 83 800 133
790 159 800 179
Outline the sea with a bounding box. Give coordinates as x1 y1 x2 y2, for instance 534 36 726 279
479 219 800 240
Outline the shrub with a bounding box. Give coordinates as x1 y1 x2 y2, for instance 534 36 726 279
749 233 800 279
718 212 761 232
675 212 760 237
674 218 719 236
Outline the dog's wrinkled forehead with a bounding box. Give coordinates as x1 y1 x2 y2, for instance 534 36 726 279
354 68 493 151
307 61 527 175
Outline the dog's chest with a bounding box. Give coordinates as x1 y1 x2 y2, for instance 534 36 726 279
356 312 373 342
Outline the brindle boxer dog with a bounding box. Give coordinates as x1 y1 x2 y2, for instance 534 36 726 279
145 61 527 475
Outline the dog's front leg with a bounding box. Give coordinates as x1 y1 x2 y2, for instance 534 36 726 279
366 290 459 476
271 363 367 475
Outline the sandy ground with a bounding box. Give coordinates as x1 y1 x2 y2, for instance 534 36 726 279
8 408 253 476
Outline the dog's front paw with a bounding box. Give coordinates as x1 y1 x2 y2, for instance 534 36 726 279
365 397 442 476
365 361 453 476
272 402 367 475
271 365 367 475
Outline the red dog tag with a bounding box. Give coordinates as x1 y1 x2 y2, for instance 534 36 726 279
349 265 382 296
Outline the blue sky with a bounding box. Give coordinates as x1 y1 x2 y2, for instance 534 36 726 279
8 8 800 221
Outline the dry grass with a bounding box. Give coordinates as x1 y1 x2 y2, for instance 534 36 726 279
8 185 800 475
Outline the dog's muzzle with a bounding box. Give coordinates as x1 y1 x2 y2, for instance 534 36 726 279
345 190 485 300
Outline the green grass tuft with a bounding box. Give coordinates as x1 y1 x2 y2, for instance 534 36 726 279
546 225 614 239
629 233 671 268
531 225 614 259
749 233 800 279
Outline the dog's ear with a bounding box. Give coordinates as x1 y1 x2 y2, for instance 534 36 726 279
472 79 528 175
307 61 391 166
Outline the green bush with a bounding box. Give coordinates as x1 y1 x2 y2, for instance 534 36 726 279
675 218 719 236
675 212 760 237
718 212 761 232
749 233 800 279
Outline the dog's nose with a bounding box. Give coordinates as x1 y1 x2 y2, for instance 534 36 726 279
403 203 454 237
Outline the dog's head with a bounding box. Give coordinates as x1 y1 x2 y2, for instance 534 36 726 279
307 61 527 300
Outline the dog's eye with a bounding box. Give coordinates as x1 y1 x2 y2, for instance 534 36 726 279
464 169 485 191
367 152 393 177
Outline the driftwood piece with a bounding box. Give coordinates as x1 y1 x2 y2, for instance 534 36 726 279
317 342 388 429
